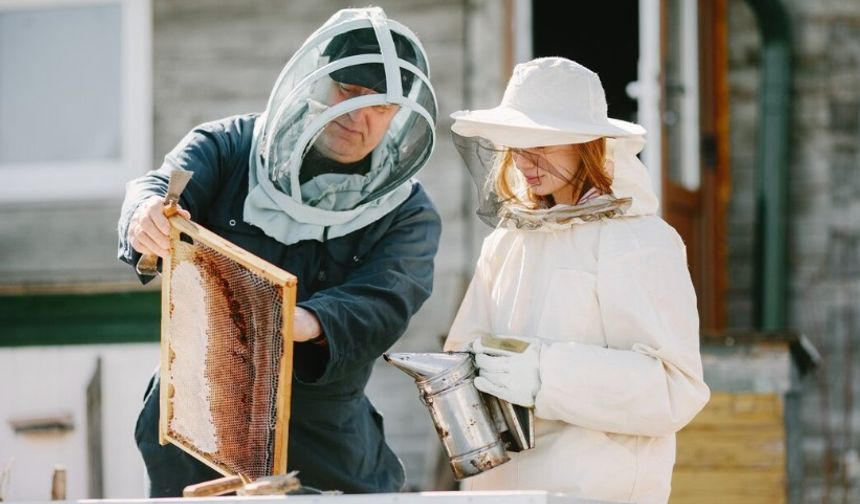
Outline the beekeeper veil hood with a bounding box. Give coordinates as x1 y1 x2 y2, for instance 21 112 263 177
245 7 437 245
450 57 658 230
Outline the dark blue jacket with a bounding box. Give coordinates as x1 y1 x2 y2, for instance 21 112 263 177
118 114 441 496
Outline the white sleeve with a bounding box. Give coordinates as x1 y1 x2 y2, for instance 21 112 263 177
534 240 710 437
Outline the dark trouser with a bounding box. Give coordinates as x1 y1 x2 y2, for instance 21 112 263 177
134 374 221 497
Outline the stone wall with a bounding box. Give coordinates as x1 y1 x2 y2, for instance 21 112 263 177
727 0 860 500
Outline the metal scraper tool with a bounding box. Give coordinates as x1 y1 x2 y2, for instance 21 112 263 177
135 167 193 276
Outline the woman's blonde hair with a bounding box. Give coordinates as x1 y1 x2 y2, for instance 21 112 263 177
494 138 612 208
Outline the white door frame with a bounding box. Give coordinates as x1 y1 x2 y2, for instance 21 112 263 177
635 0 663 208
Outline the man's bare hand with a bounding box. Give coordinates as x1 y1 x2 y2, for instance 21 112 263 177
128 195 191 259
293 307 323 343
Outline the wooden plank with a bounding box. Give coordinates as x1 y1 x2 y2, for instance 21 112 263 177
683 392 783 429
675 426 785 468
86 357 104 498
671 468 785 502
169 216 297 287
671 493 785 504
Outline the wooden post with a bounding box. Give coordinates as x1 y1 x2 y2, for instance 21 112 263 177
50 466 66 501
0 460 11 501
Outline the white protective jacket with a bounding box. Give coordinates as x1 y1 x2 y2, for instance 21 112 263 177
444 138 711 503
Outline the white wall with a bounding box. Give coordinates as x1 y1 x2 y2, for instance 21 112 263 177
0 343 159 500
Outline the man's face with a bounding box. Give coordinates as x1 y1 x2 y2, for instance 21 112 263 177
313 81 399 163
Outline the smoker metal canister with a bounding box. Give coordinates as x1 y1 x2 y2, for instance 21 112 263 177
385 352 509 479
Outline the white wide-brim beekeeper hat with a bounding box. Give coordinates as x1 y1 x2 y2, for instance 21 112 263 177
451 57 645 148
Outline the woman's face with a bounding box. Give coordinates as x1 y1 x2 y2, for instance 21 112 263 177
511 145 582 204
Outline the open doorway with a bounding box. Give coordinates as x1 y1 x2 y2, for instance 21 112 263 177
532 2 640 123
531 1 728 330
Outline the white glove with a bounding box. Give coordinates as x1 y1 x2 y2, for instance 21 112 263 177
471 335 542 407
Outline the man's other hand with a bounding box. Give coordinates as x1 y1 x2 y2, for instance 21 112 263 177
129 195 190 258
293 307 324 343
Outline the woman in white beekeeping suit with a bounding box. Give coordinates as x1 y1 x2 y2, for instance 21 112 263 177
444 57 711 503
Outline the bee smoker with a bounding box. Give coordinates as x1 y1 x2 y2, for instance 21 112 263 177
384 351 534 479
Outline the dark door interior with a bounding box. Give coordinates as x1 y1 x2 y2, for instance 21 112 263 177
532 2 640 123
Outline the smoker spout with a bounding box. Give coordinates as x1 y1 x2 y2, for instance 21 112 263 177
383 352 471 381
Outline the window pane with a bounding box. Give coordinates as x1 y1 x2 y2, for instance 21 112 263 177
0 4 121 165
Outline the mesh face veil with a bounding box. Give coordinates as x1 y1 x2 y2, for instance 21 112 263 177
452 132 633 230
248 7 437 231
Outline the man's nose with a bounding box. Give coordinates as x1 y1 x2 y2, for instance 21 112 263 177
345 107 369 123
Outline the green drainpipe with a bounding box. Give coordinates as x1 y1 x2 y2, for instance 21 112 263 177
746 0 792 331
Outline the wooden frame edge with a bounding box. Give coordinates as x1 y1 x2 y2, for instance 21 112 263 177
163 433 242 482
272 282 296 475
158 226 176 446
168 216 297 287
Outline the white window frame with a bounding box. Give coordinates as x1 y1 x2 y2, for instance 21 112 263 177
635 0 663 209
0 0 151 203
679 0 701 191
635 0 700 198
512 0 532 65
